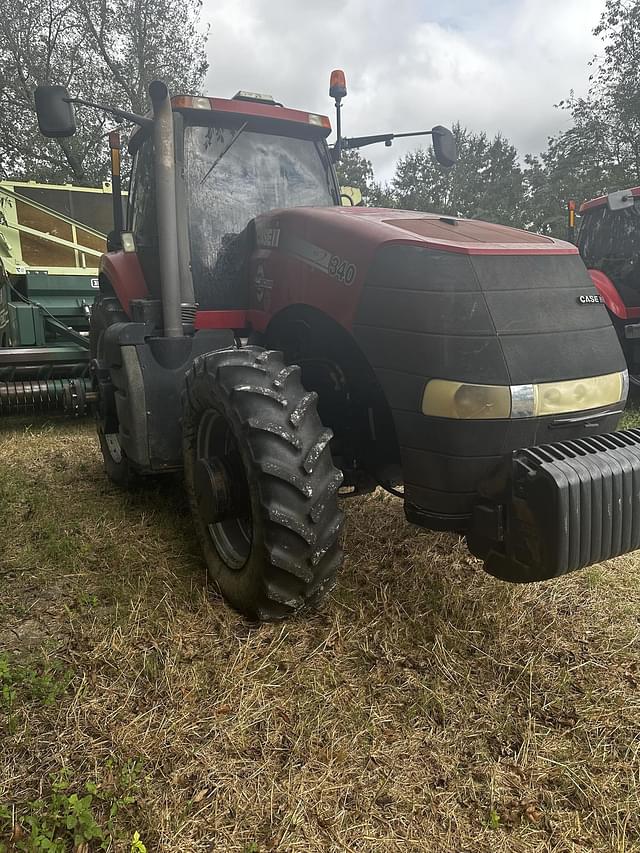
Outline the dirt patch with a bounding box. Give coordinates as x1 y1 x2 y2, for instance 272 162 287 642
1 417 639 852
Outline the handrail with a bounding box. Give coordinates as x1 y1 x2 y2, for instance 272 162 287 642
0 184 107 240
0 220 103 258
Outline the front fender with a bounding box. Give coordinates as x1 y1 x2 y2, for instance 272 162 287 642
100 251 149 316
588 268 631 319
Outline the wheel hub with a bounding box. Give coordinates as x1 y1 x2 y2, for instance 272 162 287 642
195 457 231 523
195 410 253 570
194 454 247 524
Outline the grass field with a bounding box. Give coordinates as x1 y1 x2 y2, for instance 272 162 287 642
1 416 640 852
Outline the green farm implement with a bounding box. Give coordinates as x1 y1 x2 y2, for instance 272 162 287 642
0 180 114 412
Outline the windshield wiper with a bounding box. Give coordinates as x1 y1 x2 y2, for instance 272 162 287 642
200 122 248 185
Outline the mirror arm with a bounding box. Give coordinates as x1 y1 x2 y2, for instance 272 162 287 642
339 129 434 151
65 97 153 129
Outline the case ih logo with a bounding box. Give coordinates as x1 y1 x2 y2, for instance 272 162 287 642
578 294 605 304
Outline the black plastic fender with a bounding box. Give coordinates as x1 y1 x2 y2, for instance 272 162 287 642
100 321 235 471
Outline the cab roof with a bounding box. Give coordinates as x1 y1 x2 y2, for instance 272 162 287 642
580 186 640 213
171 94 332 135
129 93 332 150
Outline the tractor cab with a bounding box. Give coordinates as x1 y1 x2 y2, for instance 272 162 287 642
127 92 339 313
578 188 640 378
578 189 640 306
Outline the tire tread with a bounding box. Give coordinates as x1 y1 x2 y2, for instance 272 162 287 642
183 346 344 620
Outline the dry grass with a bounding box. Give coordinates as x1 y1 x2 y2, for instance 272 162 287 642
1 416 640 852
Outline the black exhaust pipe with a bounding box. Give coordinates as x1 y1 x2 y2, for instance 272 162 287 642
149 80 182 339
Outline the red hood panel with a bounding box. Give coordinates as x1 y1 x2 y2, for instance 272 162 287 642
271 206 577 256
385 216 554 246
248 205 580 335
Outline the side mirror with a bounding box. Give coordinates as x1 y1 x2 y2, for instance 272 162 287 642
432 126 457 168
34 85 76 138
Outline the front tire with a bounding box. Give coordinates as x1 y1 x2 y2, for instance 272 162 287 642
183 346 345 620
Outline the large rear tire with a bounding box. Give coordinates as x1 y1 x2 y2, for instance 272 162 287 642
89 295 133 487
183 346 345 620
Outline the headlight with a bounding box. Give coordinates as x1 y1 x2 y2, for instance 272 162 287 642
533 372 626 416
422 380 511 419
422 371 627 419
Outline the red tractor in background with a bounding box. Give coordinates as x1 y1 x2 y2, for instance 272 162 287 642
575 188 640 383
33 71 640 621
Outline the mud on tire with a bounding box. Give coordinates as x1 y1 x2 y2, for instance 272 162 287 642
183 346 345 620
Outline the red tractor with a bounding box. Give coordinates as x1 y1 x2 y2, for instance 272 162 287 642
575 189 640 383
34 72 640 621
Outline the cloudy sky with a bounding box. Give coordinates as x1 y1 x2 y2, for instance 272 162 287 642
200 0 604 180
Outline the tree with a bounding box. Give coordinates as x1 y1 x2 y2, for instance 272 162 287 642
522 0 640 235
521 130 621 235
334 149 390 206
0 0 208 183
389 124 525 225
335 149 373 192
590 0 640 181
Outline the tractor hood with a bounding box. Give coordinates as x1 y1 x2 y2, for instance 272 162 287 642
254 205 570 260
305 205 566 253
248 204 627 527
250 206 622 390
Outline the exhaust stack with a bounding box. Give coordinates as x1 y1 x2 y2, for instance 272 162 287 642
149 80 182 338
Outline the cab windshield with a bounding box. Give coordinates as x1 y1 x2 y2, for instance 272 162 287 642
184 120 337 308
579 201 640 300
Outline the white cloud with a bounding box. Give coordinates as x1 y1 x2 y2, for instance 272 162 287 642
201 0 604 181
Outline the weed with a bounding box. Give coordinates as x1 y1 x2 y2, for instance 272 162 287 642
130 831 147 853
76 592 99 610
488 809 501 831
0 764 145 852
0 655 72 735
0 655 72 707
0 657 17 709
1 786 105 851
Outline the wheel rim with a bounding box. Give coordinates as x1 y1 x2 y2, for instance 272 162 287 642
196 409 252 570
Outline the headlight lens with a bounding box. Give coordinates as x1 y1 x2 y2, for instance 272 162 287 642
422 380 512 419
533 372 625 416
421 371 627 419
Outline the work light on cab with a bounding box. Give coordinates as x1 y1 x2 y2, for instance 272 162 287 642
233 90 278 105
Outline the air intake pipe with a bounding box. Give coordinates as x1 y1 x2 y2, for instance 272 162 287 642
149 80 182 338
